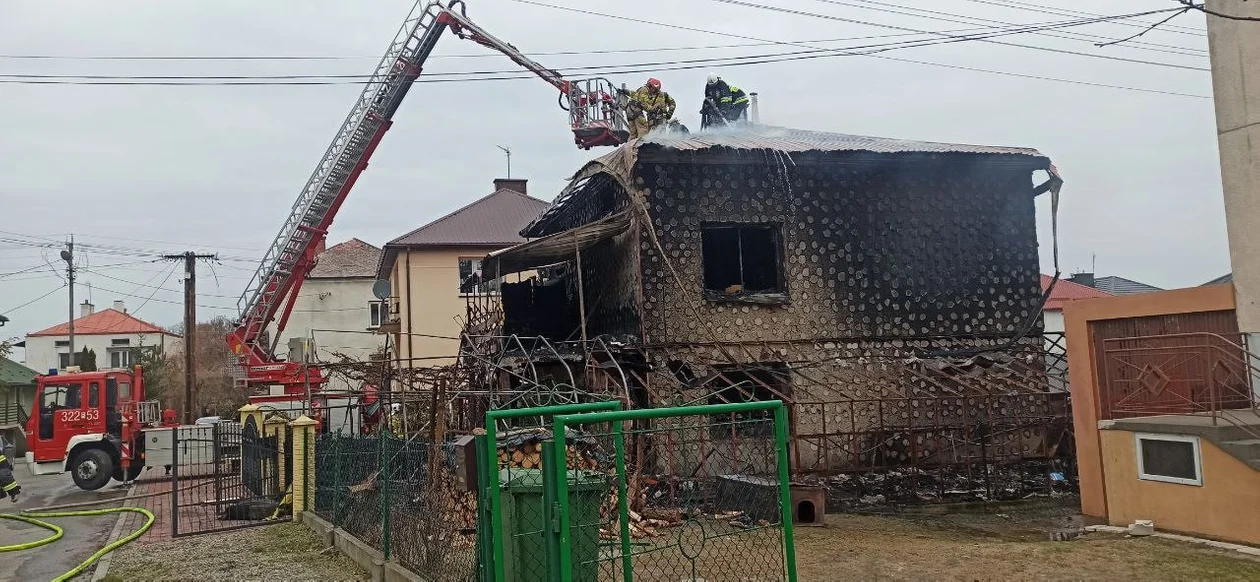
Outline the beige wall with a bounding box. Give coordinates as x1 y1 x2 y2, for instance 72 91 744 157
390 247 532 368
1063 285 1236 521
1100 429 1260 545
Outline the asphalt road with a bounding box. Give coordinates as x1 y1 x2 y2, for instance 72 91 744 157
0 468 128 582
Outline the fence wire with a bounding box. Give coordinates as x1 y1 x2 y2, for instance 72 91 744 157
558 413 790 582
313 430 478 581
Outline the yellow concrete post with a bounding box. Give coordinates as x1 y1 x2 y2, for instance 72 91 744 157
265 413 290 493
238 403 262 430
289 415 319 521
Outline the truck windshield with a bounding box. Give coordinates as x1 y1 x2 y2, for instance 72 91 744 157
42 384 81 410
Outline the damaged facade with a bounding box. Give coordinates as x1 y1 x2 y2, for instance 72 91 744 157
464 126 1070 491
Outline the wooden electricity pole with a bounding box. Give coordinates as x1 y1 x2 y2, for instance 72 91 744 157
164 252 217 424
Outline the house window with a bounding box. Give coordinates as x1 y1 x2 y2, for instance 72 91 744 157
459 258 499 295
368 301 386 329
55 340 70 348
111 339 131 346
109 349 133 369
1135 433 1202 486
700 223 784 298
707 363 790 438
59 353 72 369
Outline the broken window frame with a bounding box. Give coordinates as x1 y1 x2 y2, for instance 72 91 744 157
706 362 792 438
699 222 787 304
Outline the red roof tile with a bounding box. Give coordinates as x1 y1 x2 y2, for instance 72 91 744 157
28 309 174 337
1042 274 1111 311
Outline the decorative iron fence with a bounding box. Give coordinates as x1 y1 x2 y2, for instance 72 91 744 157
1101 332 1259 422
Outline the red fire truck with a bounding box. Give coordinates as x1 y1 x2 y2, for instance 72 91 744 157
23 366 177 490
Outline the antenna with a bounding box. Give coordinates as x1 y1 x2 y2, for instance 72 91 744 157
1091 252 1097 274
496 145 512 178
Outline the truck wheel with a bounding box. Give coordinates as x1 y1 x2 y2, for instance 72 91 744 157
71 449 114 491
113 462 144 483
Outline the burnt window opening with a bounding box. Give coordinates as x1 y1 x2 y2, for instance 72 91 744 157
701 223 785 301
707 363 790 438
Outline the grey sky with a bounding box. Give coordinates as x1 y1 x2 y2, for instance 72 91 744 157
0 0 1228 358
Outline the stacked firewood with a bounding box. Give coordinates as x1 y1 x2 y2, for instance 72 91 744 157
494 428 603 472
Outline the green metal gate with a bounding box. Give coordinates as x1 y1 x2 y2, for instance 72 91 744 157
476 401 798 582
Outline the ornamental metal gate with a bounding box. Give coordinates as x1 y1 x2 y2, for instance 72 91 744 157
171 418 284 536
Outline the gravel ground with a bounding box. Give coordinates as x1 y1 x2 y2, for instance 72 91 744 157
797 500 1260 581
101 523 367 581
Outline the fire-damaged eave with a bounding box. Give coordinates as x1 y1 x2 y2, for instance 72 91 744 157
522 125 1056 239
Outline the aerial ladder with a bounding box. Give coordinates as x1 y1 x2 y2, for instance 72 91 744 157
226 0 631 413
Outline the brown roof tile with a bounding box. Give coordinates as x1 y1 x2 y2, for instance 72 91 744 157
386 189 550 247
310 238 382 279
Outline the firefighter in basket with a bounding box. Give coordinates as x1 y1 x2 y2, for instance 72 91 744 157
625 78 677 140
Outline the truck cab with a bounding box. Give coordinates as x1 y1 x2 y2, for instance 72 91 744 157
25 366 155 489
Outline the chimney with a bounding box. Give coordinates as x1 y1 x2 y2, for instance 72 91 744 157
1069 272 1096 288
80 301 94 318
314 237 327 256
113 300 126 313
493 178 528 195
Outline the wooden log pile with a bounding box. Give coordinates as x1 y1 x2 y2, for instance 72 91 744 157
494 427 603 471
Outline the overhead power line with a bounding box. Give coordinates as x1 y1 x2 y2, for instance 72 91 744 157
958 0 1207 36
1176 0 1260 22
0 11 1208 87
507 0 1210 99
817 0 1206 56
710 0 1208 71
1 284 67 316
0 32 989 62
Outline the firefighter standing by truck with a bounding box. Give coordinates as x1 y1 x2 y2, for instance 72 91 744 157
625 78 677 139
1 434 19 502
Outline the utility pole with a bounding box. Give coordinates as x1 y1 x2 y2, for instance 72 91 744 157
163 252 217 424
1205 0 1260 339
59 237 75 367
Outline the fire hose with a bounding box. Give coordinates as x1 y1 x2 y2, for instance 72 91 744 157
1 499 156 581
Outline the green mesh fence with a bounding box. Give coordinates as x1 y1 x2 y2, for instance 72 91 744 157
551 402 797 582
312 430 478 581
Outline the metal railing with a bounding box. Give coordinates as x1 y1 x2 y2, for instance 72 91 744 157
1101 332 1259 428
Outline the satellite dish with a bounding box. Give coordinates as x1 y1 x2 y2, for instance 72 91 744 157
372 279 392 300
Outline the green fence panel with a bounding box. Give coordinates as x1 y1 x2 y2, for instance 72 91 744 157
551 401 798 582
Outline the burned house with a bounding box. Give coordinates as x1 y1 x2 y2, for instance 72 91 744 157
468 126 1069 483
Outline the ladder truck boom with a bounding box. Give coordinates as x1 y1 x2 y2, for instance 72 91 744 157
227 0 630 396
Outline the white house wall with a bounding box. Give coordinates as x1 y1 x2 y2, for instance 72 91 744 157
270 277 384 392
24 332 180 373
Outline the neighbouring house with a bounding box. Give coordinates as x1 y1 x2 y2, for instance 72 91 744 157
471 126 1072 483
0 356 38 455
24 301 181 373
270 238 386 392
1203 273 1233 286
377 179 550 367
1068 272 1162 295
1042 274 1112 390
1065 284 1260 545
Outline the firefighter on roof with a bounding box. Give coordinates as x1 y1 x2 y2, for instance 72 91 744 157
701 73 750 128
625 78 676 140
1 435 19 502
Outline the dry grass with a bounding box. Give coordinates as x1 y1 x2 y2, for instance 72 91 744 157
102 523 368 582
797 505 1260 581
